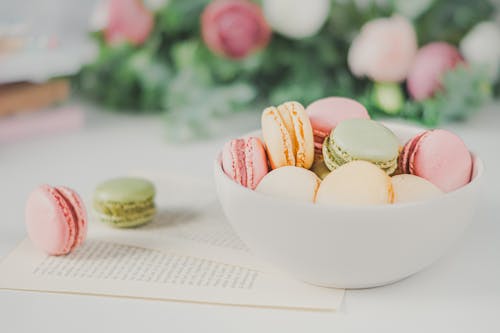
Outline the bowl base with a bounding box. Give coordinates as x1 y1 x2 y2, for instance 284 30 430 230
302 274 414 290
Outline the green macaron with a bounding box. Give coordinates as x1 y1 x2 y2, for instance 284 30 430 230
322 119 399 174
93 177 156 228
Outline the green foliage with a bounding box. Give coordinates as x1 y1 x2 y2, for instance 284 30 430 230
414 0 494 44
399 65 492 127
75 0 498 140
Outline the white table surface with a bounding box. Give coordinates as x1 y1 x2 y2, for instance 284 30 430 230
1 102 499 332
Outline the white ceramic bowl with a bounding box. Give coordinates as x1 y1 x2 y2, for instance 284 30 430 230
214 123 483 288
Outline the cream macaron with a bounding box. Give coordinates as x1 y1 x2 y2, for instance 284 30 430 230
316 160 394 205
391 174 443 203
261 101 315 169
256 166 321 203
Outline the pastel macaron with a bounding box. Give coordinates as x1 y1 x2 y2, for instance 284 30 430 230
399 129 472 192
391 174 443 204
93 177 156 228
311 157 331 180
256 166 321 203
323 118 400 174
261 101 315 169
307 97 370 153
316 161 394 206
25 185 87 255
222 136 269 189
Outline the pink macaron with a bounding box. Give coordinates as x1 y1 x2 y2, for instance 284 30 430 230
306 97 370 153
222 137 269 189
25 185 88 255
399 129 472 192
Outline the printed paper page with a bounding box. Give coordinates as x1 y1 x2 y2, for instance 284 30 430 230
89 203 276 272
0 239 344 311
89 170 276 271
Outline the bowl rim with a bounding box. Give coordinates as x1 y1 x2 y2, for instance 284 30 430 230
214 121 484 212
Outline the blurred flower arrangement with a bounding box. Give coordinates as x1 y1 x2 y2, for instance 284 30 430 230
77 0 500 140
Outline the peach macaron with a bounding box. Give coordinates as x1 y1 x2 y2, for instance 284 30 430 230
316 160 393 206
261 101 315 169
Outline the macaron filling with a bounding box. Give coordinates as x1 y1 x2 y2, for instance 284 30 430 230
404 131 429 175
57 187 87 249
244 139 256 189
398 132 423 174
93 197 156 227
233 139 248 187
49 187 78 254
93 197 156 215
313 129 329 151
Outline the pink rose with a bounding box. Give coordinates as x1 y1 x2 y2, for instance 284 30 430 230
407 42 464 101
105 0 154 46
201 0 271 59
348 15 417 83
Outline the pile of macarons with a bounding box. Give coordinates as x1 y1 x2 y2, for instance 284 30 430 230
221 97 473 205
25 177 157 256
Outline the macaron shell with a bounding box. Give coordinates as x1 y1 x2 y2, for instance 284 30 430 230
93 177 156 202
256 166 320 203
244 137 269 189
262 106 296 169
409 129 472 192
332 119 399 162
307 97 370 149
316 161 393 206
56 186 88 249
398 131 426 174
25 185 75 255
280 101 314 169
392 174 443 203
222 139 247 187
94 209 155 228
277 104 296 150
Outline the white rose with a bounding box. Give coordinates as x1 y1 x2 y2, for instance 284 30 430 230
89 0 109 32
460 21 500 81
263 0 330 39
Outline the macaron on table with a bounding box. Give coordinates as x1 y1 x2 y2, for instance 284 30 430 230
93 177 157 228
215 96 483 288
25 185 88 255
25 177 157 256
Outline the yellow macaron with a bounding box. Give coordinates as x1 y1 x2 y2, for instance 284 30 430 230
316 160 394 206
256 166 321 203
261 101 315 169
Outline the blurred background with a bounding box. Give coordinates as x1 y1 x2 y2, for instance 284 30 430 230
0 0 499 144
